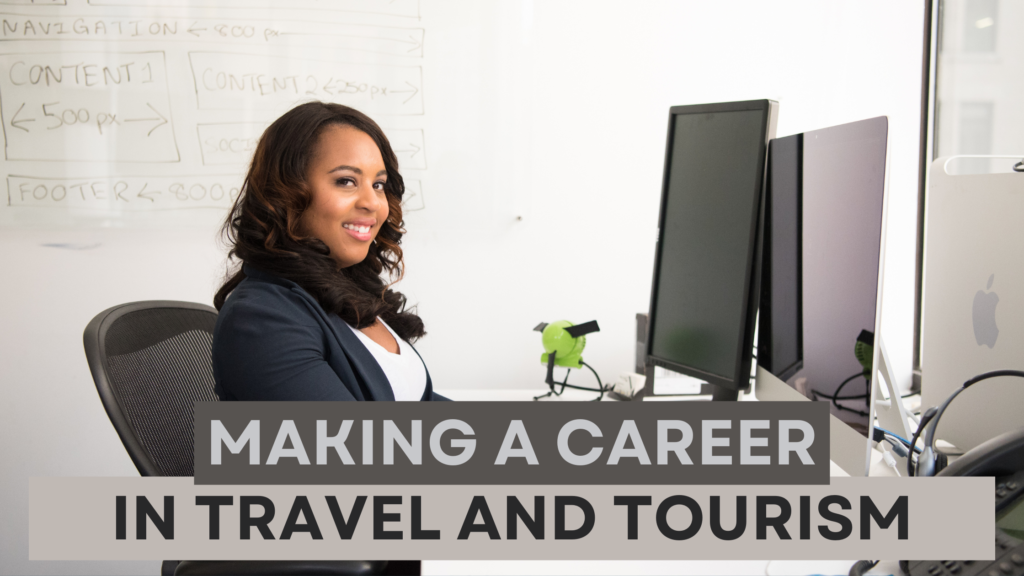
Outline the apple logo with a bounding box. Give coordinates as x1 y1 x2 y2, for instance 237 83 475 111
973 274 999 349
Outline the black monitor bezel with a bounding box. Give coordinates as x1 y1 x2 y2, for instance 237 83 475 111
644 99 775 393
759 134 805 382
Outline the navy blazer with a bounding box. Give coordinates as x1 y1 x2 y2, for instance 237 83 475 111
212 265 447 402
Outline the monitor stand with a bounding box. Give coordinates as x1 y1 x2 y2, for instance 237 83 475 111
867 336 915 472
711 386 739 401
871 337 913 438
637 361 740 401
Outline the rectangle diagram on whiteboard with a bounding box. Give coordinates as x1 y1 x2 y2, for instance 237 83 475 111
403 178 423 212
0 51 179 162
197 121 426 170
0 15 424 58
87 0 419 19
189 52 423 115
0 0 65 5
8 174 238 211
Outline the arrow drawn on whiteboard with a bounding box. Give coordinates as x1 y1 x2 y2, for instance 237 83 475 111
278 32 422 47
187 22 207 37
395 143 421 157
11 103 35 133
407 35 423 53
40 243 101 250
122 103 169 136
389 82 420 104
137 183 161 202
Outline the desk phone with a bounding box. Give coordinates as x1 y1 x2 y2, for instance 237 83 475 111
905 428 1024 576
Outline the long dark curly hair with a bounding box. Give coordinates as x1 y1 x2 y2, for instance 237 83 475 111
214 101 425 342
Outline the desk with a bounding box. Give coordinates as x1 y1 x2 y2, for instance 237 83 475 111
439 387 710 402
428 387 903 576
440 364 875 479
423 559 903 575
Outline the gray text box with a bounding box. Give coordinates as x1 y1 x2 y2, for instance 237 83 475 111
194 402 830 485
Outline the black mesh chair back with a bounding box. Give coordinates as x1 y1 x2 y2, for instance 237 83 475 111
84 301 219 477
83 301 395 576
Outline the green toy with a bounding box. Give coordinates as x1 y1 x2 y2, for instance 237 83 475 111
854 329 874 380
810 330 877 416
532 320 607 400
538 320 589 369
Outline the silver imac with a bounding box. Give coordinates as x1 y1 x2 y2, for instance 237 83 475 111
755 116 895 477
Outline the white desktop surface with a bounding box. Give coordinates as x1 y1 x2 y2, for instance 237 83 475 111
423 559 902 575
428 387 900 576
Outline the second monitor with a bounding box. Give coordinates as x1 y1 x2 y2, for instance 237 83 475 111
645 100 778 400
760 117 890 434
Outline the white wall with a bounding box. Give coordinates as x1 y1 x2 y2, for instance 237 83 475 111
404 0 925 396
0 1 925 574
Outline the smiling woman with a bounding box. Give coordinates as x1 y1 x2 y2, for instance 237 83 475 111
304 125 392 273
211 101 447 402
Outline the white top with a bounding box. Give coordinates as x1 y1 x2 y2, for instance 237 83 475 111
346 319 428 401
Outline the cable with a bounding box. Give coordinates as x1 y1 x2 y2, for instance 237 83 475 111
554 368 571 396
811 387 916 402
833 370 869 411
580 361 601 388
809 393 869 416
879 442 902 476
812 390 869 400
875 427 921 453
883 436 909 459
906 406 937 476
580 361 609 401
539 362 609 401
916 370 1024 476
848 559 878 576
550 380 605 394
811 367 919 407
534 368 574 400
871 427 921 461
834 371 867 394
809 371 871 416
835 405 870 417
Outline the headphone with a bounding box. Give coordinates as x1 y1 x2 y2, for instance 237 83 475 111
909 370 1024 477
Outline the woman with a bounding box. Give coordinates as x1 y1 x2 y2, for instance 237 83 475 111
211 101 447 402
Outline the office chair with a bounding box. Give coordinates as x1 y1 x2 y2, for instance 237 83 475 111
84 301 390 576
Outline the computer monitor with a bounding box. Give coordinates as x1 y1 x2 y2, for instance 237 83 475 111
755 116 891 476
781 117 889 433
758 135 804 381
645 100 778 400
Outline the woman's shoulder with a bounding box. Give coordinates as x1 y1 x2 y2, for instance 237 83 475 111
211 267 345 401
215 267 330 339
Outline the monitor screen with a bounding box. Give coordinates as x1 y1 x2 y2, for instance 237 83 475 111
759 134 804 381
787 117 888 428
647 100 776 393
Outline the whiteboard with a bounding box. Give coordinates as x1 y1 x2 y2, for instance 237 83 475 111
0 0 437 228
0 5 932 574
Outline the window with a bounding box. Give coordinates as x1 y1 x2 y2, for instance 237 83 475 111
914 0 1022 383
933 0 1021 164
962 0 997 53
